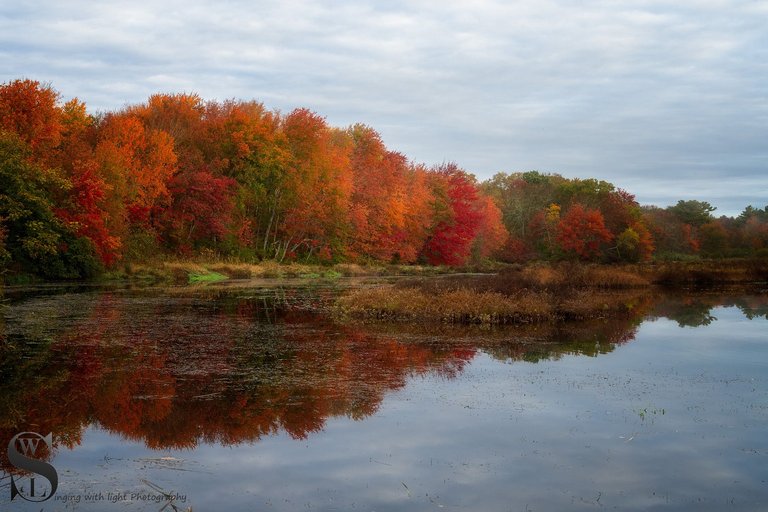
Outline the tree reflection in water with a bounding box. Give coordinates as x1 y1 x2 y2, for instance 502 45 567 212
0 284 765 470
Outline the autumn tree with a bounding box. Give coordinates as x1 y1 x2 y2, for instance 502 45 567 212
0 80 122 267
420 163 483 266
346 125 420 262
0 79 62 165
742 216 768 253
483 172 652 261
482 171 563 242
734 206 768 255
397 165 439 263
95 112 178 251
14 78 768 272
129 93 206 154
98 113 177 216
158 170 237 253
615 222 654 262
55 99 120 265
470 195 508 262
208 100 290 257
0 132 99 277
555 177 617 211
278 109 352 261
556 203 613 261
128 94 246 255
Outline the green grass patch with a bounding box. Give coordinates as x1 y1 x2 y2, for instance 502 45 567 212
188 271 228 284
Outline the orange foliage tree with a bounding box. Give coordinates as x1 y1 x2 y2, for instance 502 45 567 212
14 78 768 274
279 108 352 261
347 125 420 261
0 79 62 164
95 113 177 241
556 203 614 261
471 195 508 261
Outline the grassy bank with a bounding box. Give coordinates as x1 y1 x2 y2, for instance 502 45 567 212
98 259 467 284
639 259 768 286
335 259 767 325
4 256 765 289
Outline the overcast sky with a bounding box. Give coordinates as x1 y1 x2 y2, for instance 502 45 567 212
1 0 765 215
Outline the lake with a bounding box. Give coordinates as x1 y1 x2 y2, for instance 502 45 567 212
1 279 767 511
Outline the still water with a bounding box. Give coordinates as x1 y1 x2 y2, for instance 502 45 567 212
1 280 767 511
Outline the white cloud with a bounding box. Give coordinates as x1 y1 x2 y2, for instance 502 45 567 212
1 0 765 211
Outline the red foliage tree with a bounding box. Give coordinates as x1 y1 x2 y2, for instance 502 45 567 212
54 99 121 265
420 163 483 266
615 221 655 262
556 203 613 261
159 169 237 251
56 165 121 265
500 236 535 263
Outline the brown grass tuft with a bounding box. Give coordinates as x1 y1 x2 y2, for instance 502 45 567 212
336 283 649 325
336 285 555 324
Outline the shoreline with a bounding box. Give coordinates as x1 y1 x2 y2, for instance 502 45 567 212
1 259 765 331
2 257 765 294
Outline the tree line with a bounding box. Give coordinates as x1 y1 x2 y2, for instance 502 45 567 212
482 173 767 263
0 79 766 279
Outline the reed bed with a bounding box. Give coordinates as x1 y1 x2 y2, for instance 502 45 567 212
337 284 647 324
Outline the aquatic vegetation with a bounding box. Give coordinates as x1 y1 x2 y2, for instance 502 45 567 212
188 271 228 284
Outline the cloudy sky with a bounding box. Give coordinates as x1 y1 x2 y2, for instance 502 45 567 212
1 0 765 215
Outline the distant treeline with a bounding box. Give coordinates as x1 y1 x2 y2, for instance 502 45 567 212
0 79 766 279
482 173 767 263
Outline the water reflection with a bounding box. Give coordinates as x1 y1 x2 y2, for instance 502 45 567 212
651 289 768 327
0 293 456 457
0 284 766 464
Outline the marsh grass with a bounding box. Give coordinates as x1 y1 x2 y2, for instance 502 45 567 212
393 263 650 296
336 260 766 325
337 281 649 324
510 263 650 289
337 286 652 324
337 287 553 324
644 259 768 286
